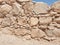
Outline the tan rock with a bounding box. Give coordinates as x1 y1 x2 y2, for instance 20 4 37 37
23 2 34 14
14 29 30 36
33 2 49 14
23 35 31 40
0 27 13 35
52 28 60 37
5 0 15 4
48 26 56 30
31 28 46 38
50 11 57 16
39 17 52 25
0 13 5 18
0 18 3 24
10 2 22 15
29 17 38 26
39 29 46 38
45 30 54 37
17 17 27 26
0 4 12 15
54 17 60 24
39 25 48 30
10 16 17 25
1 18 11 27
51 1 60 13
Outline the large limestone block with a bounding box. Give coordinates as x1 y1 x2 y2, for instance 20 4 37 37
51 1 60 13
10 2 23 15
0 4 12 15
39 17 52 25
1 18 11 27
33 2 49 14
31 28 46 38
52 28 60 37
14 28 30 36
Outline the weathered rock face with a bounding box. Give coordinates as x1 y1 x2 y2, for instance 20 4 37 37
33 2 49 14
0 0 60 41
51 1 60 13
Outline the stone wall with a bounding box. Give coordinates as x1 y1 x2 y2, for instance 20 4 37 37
0 0 60 41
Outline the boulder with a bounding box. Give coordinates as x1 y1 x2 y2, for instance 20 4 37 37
33 2 49 14
51 1 60 13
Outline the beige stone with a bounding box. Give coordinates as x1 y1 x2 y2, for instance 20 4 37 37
39 25 48 30
10 16 17 25
0 27 12 35
0 18 3 24
53 28 60 37
54 17 60 24
22 2 34 15
48 25 56 30
50 11 57 16
23 35 31 40
29 17 38 26
0 4 12 15
31 28 46 38
0 13 5 18
1 18 11 27
51 1 60 13
45 30 54 37
33 2 49 14
14 29 30 36
17 17 27 26
39 17 52 25
5 0 16 4
10 2 22 15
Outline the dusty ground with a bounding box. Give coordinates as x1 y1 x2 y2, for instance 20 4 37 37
0 33 60 45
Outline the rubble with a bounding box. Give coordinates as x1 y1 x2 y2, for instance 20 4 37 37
0 0 60 41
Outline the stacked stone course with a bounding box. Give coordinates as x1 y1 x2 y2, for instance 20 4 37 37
0 0 60 41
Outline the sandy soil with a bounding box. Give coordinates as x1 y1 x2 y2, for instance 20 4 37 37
0 33 60 45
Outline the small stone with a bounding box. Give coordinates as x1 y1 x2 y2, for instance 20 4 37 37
54 17 60 24
48 26 56 30
29 17 38 26
17 17 27 26
0 4 12 15
1 18 11 27
50 11 57 16
0 18 3 24
45 30 54 37
0 27 13 35
53 28 60 37
23 35 31 40
10 2 22 15
5 0 16 5
0 13 5 18
39 25 48 30
14 29 30 36
31 28 46 38
39 17 52 25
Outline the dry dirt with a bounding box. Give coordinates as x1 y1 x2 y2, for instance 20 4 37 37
0 0 60 45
